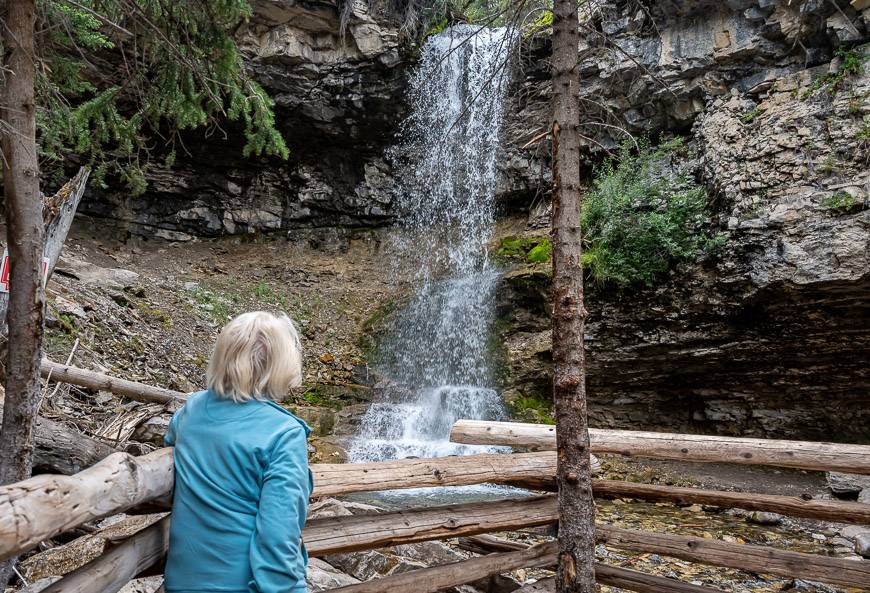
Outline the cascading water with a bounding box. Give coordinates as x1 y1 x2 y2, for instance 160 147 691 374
349 25 515 465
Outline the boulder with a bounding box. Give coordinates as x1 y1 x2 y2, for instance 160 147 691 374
57 258 139 291
306 557 360 591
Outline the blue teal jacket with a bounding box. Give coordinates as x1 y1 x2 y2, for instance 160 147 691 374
164 390 313 593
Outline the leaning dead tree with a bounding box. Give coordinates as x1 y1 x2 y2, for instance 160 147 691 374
549 0 596 590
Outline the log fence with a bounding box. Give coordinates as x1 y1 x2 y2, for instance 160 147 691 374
1 417 868 593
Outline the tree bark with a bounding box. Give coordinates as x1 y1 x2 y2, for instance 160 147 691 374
1 0 43 586
550 0 595 590
449 420 870 474
0 0 43 487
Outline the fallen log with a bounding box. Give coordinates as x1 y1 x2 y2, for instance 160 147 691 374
0 392 117 476
40 359 186 405
596 524 870 589
314 452 558 496
457 534 528 554
515 568 726 593
450 420 870 474
0 449 173 562
41 518 169 593
593 479 870 524
453 540 725 593
326 541 558 593
33 415 118 475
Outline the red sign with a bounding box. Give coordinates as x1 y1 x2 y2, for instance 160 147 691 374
0 249 50 293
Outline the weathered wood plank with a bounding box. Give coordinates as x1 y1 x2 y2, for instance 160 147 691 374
314 452 558 496
593 479 870 524
596 524 870 589
516 568 726 593
450 420 870 474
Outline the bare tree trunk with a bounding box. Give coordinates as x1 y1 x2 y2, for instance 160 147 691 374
550 0 596 591
1 0 43 585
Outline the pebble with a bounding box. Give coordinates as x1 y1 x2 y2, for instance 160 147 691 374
747 511 782 525
811 533 827 542
855 533 870 559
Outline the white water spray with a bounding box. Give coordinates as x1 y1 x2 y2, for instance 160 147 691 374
349 25 514 464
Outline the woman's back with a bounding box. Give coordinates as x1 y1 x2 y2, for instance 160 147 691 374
165 387 312 593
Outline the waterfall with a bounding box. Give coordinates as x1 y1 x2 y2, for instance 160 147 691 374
349 25 514 463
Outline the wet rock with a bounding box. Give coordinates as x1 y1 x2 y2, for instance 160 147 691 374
746 511 782 525
827 472 870 498
309 436 348 463
306 557 360 591
333 403 371 436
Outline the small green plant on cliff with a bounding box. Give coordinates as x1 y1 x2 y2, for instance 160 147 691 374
526 238 552 263
510 394 554 425
802 47 865 99
742 106 764 123
821 191 858 212
495 236 552 264
581 138 713 288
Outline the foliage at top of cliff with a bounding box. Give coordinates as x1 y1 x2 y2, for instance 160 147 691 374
582 138 717 288
15 0 289 194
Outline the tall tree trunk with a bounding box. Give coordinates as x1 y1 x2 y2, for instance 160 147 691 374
550 0 596 591
0 0 43 584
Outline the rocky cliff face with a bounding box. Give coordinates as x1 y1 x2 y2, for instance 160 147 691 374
497 0 870 441
81 0 410 239
78 0 870 440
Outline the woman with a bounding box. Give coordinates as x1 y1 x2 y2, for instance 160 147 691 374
164 311 312 593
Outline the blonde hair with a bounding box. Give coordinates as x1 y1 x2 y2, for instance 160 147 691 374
207 311 303 403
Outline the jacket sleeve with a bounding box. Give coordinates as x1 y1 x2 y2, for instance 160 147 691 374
249 426 311 593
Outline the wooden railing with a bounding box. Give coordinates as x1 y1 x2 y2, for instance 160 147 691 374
2 420 869 593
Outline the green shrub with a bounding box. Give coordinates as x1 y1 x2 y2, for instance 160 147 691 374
581 138 713 288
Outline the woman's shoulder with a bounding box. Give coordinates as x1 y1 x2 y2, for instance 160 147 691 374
261 401 312 438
